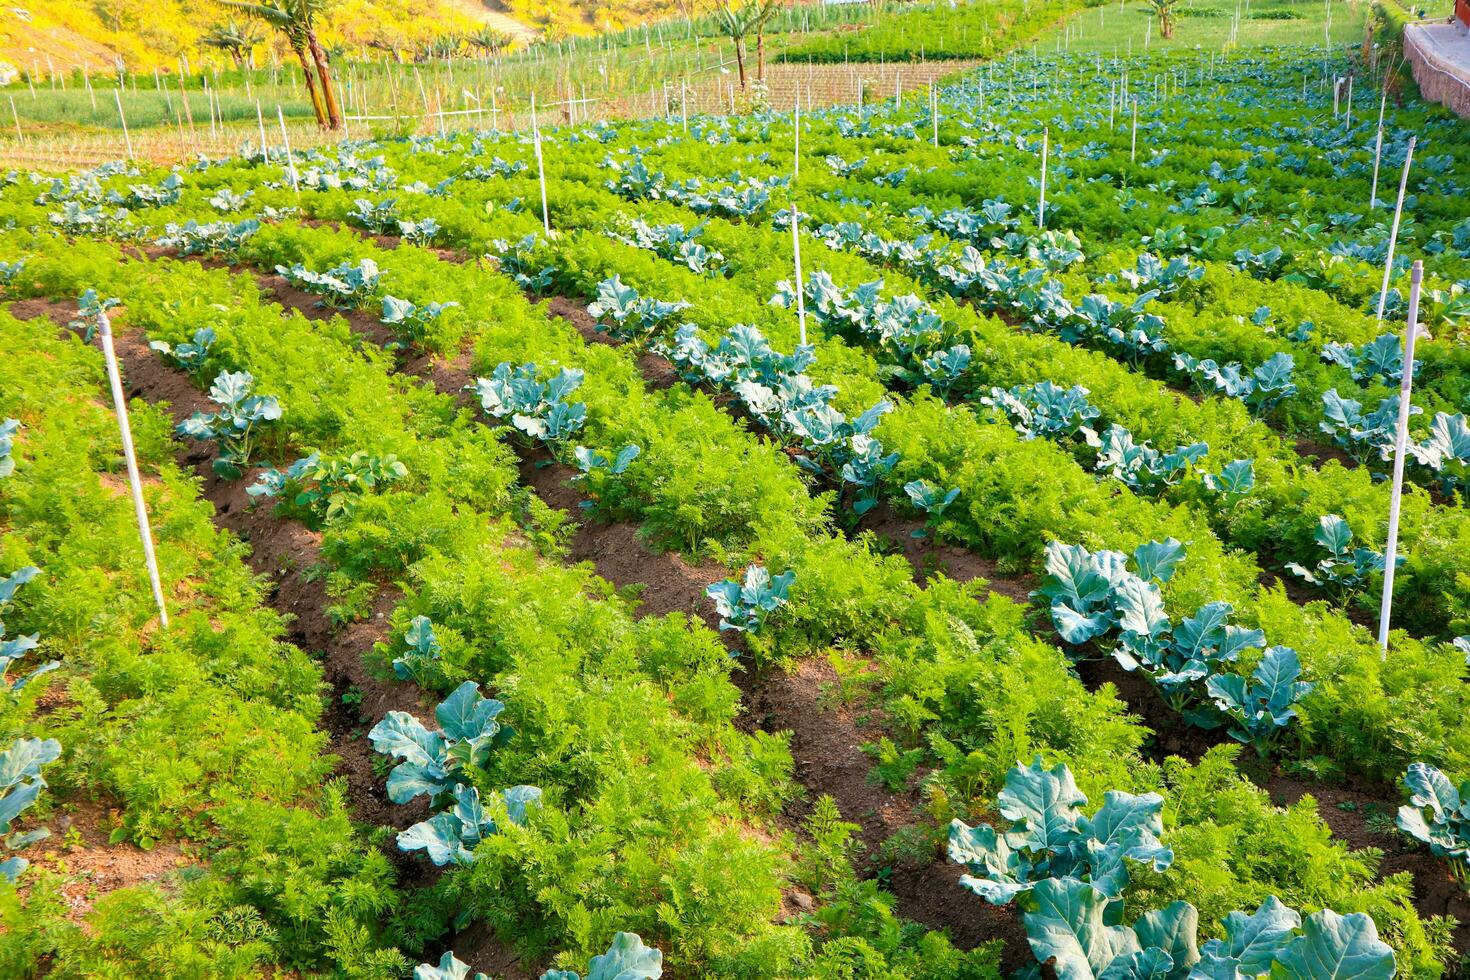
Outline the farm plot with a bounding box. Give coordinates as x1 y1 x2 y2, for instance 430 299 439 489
1 31 1469 980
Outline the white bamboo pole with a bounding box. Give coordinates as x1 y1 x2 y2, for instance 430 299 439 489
532 93 550 235
1369 91 1386 209
1377 260 1423 654
791 203 807 347
277 105 299 197
793 93 800 181
1130 98 1138 163
114 89 134 161
931 80 938 147
1038 127 1049 229
1375 136 1416 323
256 100 269 164
9 96 22 145
97 312 169 628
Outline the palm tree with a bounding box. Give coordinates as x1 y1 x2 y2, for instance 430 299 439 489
201 19 263 69
716 2 752 90
217 0 341 129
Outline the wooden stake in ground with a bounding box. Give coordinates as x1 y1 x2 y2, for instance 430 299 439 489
1375 135 1416 323
9 96 22 145
97 312 169 629
1377 259 1424 654
114 89 134 161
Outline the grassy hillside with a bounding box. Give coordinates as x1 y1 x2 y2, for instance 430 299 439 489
0 0 508 75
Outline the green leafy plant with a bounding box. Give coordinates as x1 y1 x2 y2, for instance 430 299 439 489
706 564 794 635
176 370 283 479
1396 762 1469 888
947 757 1171 905
0 736 62 883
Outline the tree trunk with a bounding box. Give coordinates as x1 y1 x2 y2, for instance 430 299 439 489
757 31 765 81
734 39 747 89
292 44 327 127
306 30 342 129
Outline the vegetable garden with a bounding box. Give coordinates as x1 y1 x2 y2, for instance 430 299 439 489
2 5 1470 978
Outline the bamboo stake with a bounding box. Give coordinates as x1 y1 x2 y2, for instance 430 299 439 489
114 89 134 161
1377 259 1424 654
97 311 169 628
1375 136 1416 323
277 105 300 197
1038 127 1049 229
791 204 807 347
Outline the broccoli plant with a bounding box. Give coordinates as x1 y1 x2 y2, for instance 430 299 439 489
706 565 794 635
1110 252 1204 297
247 450 408 525
177 371 282 479
380 295 459 348
947 757 1172 905
586 276 690 346
1206 645 1314 756
389 616 443 684
572 444 641 512
472 362 587 452
1064 292 1169 365
1038 539 1311 739
1410 412 1470 497
1095 425 1208 494
1201 458 1256 500
416 951 488 980
903 479 961 537
397 216 441 246
368 681 517 807
208 187 253 212
1 567 58 696
1173 351 1297 416
156 219 260 258
489 235 556 293
347 197 400 233
0 419 19 479
69 289 120 342
1320 391 1414 464
1285 514 1400 598
983 381 1101 446
276 258 382 308
1 736 63 883
1396 762 1469 888
1321 334 1416 385
540 933 664 980
148 327 215 372
610 218 727 277
0 259 26 293
398 783 542 867
1020 879 1396 980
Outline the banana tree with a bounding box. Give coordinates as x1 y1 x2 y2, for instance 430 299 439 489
716 3 752 90
1146 0 1178 39
466 27 514 57
201 19 264 69
218 0 341 129
747 0 784 81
